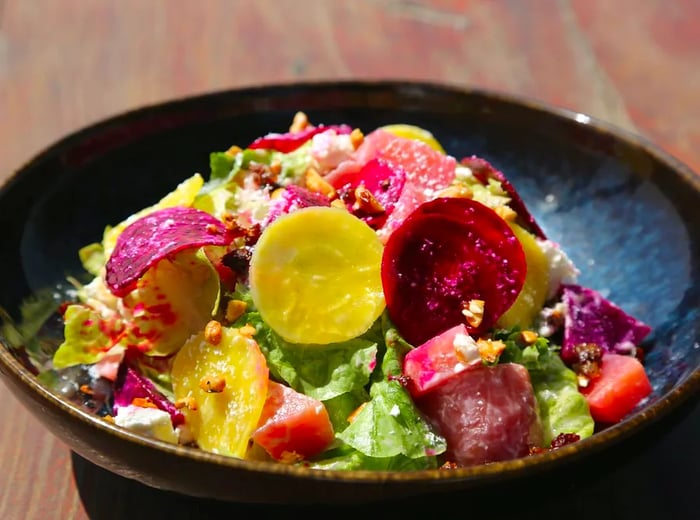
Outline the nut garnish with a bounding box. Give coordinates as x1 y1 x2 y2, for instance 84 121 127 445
175 396 199 411
519 330 539 345
225 299 248 323
353 186 385 215
476 338 506 364
289 111 309 133
239 324 257 338
204 320 223 345
461 299 485 329
350 128 364 149
304 167 336 198
199 375 226 393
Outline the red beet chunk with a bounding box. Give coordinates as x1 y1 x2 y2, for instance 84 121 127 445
462 156 546 239
560 284 652 364
417 363 543 467
381 197 527 347
248 124 352 153
105 207 234 297
331 158 407 229
113 365 185 427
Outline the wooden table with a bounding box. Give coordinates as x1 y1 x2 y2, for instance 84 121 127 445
1 1 698 518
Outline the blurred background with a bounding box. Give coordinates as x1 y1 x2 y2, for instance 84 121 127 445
1 1 699 518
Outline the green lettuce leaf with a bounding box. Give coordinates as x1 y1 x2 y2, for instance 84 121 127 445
53 304 119 368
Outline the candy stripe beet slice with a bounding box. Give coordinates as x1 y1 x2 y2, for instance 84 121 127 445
382 198 527 346
106 206 234 297
462 156 547 239
248 124 352 153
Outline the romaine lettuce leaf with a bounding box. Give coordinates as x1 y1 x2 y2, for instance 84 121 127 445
53 304 121 368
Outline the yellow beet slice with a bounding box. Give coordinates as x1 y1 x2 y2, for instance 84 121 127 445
498 223 550 329
249 206 385 344
381 124 446 153
171 326 268 457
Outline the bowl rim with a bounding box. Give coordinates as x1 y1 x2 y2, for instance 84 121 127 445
1 79 699 486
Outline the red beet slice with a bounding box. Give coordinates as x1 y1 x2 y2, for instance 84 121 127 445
330 158 407 229
248 124 352 153
382 197 527 346
113 365 185 427
461 155 546 239
105 206 234 297
560 284 652 364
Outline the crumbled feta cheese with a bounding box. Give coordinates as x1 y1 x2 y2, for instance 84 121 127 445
389 404 401 417
114 405 178 444
537 239 580 299
453 332 481 366
309 130 354 170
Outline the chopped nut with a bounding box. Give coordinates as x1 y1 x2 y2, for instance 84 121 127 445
347 402 368 424
440 461 459 470
199 375 226 393
132 397 158 409
476 338 506 364
494 205 517 222
103 415 115 424
225 145 242 157
225 299 248 323
350 128 364 149
435 185 473 199
204 320 223 345
239 324 257 338
461 299 485 329
572 343 603 383
79 384 94 396
175 396 198 411
519 330 539 345
269 159 282 176
353 186 385 215
304 167 336 198
289 111 309 133
206 223 220 234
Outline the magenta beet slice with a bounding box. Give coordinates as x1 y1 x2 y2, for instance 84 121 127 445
382 197 527 346
113 365 185 427
248 124 352 153
330 158 407 229
105 206 233 297
263 184 331 226
560 284 652 364
461 155 546 239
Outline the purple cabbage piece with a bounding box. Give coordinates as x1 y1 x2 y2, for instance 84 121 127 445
560 284 652 364
263 184 330 226
113 366 184 427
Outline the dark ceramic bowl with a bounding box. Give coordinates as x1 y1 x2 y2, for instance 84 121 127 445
1 81 699 505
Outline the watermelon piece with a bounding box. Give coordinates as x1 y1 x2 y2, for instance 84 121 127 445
461 155 546 239
382 197 527 346
327 129 457 242
402 323 482 397
560 284 652 364
113 365 185 427
581 353 652 423
417 363 543 467
105 206 234 297
330 158 407 229
252 381 335 461
248 124 352 153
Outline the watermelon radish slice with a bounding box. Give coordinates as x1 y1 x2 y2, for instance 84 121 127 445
461 156 546 239
331 158 407 229
263 185 331 226
105 206 234 297
248 124 352 153
560 284 652 364
382 197 527 346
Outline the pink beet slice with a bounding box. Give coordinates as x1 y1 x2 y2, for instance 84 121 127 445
461 155 546 239
416 363 543 467
560 284 652 364
248 124 352 153
330 158 407 229
105 206 234 297
263 185 331 226
382 197 527 347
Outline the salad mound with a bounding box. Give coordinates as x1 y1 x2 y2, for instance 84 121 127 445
3 114 654 470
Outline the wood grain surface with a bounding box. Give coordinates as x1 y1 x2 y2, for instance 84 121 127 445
1 1 699 519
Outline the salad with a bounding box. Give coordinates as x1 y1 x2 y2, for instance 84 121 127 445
3 113 654 470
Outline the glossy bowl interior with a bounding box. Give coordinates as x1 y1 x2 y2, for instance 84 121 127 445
1 81 699 504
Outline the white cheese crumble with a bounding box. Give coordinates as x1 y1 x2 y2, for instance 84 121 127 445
453 332 481 367
536 239 580 299
310 130 355 171
114 405 178 444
